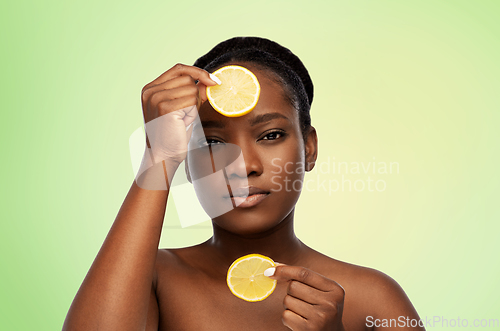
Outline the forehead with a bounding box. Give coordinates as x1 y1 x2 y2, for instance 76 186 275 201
198 62 298 128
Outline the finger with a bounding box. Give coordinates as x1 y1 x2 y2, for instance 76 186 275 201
196 82 208 103
182 104 198 127
287 280 323 305
283 294 315 320
266 266 341 293
282 309 307 331
152 95 198 119
143 77 209 109
144 63 218 92
143 75 197 102
148 85 199 109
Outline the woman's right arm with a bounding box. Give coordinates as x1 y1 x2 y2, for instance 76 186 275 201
62 64 218 331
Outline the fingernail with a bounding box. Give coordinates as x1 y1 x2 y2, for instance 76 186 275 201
209 73 222 85
264 267 275 277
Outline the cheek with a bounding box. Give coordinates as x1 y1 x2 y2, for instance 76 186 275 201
188 148 238 219
266 146 306 193
191 174 232 219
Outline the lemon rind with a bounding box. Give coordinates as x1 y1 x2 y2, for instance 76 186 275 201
206 65 261 117
226 253 276 302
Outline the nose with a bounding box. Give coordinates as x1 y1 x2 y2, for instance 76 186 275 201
224 141 263 179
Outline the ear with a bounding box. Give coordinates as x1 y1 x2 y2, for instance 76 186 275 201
304 126 318 172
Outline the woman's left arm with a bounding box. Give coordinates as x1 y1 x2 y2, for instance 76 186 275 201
267 265 425 331
266 265 346 331
361 269 426 331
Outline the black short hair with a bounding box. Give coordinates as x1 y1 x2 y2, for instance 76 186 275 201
193 36 313 138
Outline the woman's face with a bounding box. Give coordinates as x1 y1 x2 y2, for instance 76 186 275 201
187 62 317 235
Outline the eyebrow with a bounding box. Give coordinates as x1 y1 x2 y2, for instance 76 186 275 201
198 120 225 129
249 112 291 126
198 112 291 129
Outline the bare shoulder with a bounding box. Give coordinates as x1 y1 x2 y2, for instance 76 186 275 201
325 257 409 302
155 247 188 266
152 244 210 301
151 248 181 289
153 242 217 280
308 252 423 330
154 244 204 272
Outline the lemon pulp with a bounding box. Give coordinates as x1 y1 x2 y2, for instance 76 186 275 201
226 253 276 302
206 65 260 117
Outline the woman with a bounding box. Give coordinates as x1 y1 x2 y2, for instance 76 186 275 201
63 36 424 330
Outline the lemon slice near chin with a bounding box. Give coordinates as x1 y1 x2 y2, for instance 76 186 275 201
226 253 277 302
206 65 260 117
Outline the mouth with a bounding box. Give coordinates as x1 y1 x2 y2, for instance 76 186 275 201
224 186 270 208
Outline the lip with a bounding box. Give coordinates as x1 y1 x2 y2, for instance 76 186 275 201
230 193 270 208
224 186 270 208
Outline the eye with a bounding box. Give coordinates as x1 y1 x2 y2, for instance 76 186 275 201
260 130 286 141
199 138 225 147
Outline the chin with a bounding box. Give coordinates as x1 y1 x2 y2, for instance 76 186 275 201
212 198 296 237
215 216 275 236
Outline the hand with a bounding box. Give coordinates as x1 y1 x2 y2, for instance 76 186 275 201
141 63 219 167
266 264 346 331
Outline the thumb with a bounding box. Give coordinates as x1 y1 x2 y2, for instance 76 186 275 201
197 72 221 103
197 82 208 104
263 263 288 279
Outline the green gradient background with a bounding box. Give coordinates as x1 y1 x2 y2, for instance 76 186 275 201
1 1 499 330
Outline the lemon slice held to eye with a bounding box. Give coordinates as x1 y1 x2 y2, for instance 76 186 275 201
226 253 277 302
206 65 260 117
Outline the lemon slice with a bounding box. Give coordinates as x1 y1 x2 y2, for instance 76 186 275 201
226 253 277 302
206 65 260 117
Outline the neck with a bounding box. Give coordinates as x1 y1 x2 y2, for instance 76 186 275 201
206 209 304 266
